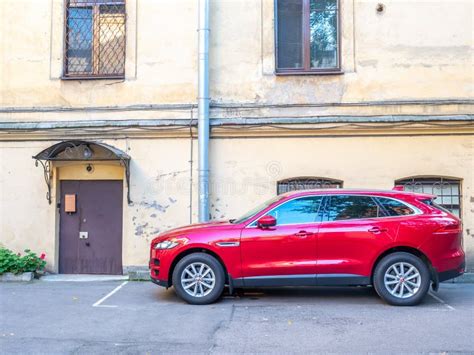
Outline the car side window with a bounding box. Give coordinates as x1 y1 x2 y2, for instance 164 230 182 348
376 197 414 216
268 196 323 225
324 195 381 221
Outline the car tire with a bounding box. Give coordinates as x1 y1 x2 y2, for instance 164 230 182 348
172 253 225 305
373 252 431 306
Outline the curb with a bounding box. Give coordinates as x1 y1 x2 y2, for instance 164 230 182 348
0 272 33 282
40 274 129 282
443 272 474 284
128 269 150 281
32 269 474 283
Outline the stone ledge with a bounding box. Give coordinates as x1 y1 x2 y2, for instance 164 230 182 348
40 274 128 282
0 272 33 282
125 266 150 281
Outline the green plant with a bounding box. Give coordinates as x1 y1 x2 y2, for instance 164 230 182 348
0 248 46 275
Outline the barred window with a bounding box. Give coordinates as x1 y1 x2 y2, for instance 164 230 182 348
64 0 126 78
395 177 462 217
277 177 343 195
276 0 340 74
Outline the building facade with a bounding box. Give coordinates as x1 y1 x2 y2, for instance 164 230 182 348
0 0 473 274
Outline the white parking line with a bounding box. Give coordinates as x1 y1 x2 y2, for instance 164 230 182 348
93 281 128 308
428 291 455 311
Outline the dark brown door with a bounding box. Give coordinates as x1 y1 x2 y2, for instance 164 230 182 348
59 180 123 274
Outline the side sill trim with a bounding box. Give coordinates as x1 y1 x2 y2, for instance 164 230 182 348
230 274 370 288
317 274 371 286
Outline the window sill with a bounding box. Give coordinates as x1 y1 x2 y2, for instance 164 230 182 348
275 70 344 76
61 75 125 81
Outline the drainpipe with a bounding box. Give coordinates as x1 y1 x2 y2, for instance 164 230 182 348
198 0 210 222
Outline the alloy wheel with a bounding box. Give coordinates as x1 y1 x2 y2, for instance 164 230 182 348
180 262 216 298
384 261 422 299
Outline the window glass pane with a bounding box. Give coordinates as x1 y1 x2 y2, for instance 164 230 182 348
377 197 414 216
310 0 338 69
325 196 379 221
67 7 93 74
98 4 126 75
233 195 284 224
449 208 460 217
269 196 323 225
277 0 303 69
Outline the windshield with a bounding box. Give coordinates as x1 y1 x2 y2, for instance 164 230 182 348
231 195 283 224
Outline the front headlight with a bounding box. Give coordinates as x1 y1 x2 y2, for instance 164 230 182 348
154 240 179 250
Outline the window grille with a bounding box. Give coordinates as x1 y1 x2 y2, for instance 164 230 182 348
277 177 343 195
64 0 126 78
395 177 462 217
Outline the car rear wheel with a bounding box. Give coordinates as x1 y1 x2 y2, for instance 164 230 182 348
172 253 225 305
373 252 430 306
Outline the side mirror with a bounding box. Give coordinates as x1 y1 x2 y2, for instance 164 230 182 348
257 215 276 229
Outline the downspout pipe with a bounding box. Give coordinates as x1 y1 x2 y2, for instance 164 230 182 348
198 0 210 222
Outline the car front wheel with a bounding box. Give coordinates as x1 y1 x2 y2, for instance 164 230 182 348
373 252 431 306
172 253 225 305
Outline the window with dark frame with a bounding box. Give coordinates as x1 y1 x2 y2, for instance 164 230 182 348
324 195 381 221
395 177 462 218
276 0 340 74
277 177 343 195
268 196 324 225
64 0 126 78
376 197 414 216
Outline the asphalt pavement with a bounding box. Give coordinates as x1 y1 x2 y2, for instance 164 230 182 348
0 281 473 354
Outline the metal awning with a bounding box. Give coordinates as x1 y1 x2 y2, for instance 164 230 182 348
33 140 131 204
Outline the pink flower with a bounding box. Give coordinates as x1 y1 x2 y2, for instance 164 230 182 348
40 253 46 260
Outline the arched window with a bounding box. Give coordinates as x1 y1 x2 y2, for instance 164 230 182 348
395 177 462 217
277 177 343 195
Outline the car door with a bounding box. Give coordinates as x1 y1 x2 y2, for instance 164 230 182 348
240 196 323 286
316 195 399 284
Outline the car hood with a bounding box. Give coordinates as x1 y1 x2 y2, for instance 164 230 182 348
152 220 233 243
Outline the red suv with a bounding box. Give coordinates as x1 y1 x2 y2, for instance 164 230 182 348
150 189 465 306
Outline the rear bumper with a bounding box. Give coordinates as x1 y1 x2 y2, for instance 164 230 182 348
438 261 465 282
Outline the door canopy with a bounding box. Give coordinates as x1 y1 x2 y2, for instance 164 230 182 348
33 140 131 204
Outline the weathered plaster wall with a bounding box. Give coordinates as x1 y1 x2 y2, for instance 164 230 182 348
1 0 472 122
0 138 195 270
121 138 195 266
1 134 473 270
0 143 58 267
0 0 198 109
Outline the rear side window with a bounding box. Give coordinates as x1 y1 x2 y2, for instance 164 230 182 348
422 199 452 214
324 195 381 221
376 197 414 216
269 196 323 225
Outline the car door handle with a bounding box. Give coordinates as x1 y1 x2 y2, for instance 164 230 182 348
368 227 387 234
294 231 312 237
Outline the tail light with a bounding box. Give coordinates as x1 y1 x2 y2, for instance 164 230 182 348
435 221 462 234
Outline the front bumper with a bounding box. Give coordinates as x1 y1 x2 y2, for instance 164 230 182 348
150 277 170 288
149 247 175 288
